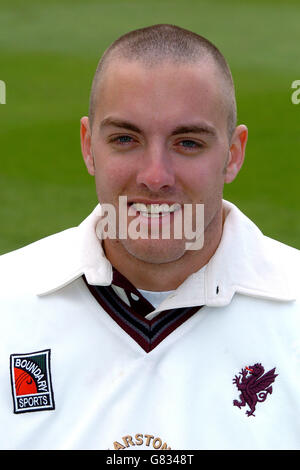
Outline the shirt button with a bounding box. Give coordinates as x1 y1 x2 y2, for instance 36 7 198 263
130 293 140 301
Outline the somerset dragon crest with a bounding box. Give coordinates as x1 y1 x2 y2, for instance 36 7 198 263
233 363 278 417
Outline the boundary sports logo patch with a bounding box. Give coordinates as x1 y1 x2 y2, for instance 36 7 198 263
10 349 55 414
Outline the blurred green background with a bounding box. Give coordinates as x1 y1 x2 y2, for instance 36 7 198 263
1 0 299 254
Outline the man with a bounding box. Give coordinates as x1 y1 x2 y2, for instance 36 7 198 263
0 24 299 450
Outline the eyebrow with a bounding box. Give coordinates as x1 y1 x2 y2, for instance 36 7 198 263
170 124 216 137
100 117 142 134
100 117 216 138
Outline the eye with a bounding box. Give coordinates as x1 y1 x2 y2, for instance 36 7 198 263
109 135 136 145
176 139 204 151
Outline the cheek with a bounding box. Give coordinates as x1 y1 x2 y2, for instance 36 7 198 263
94 156 135 201
183 163 223 193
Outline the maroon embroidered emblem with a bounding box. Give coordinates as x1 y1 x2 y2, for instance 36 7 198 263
233 363 278 417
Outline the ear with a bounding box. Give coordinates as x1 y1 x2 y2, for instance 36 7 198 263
224 124 248 184
80 116 95 176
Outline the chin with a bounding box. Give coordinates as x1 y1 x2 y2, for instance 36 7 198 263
120 238 187 265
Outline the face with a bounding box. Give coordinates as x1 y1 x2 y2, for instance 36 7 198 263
81 59 247 266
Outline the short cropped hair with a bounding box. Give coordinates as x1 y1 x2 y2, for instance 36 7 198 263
89 24 237 140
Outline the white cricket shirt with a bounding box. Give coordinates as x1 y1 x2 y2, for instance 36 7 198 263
0 200 299 450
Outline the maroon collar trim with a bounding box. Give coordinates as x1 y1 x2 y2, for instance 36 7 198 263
83 271 203 353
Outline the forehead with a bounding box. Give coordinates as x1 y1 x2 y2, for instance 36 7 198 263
94 59 228 136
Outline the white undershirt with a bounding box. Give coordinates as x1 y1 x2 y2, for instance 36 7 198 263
137 288 175 309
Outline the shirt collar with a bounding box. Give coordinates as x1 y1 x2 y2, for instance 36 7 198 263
36 200 296 308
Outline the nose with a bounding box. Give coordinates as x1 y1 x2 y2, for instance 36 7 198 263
136 144 176 192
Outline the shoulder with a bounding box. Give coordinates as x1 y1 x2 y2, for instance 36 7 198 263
219 201 300 303
225 199 300 268
0 227 78 294
261 235 299 300
263 235 300 267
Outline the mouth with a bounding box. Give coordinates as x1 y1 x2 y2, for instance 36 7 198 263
128 201 182 218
